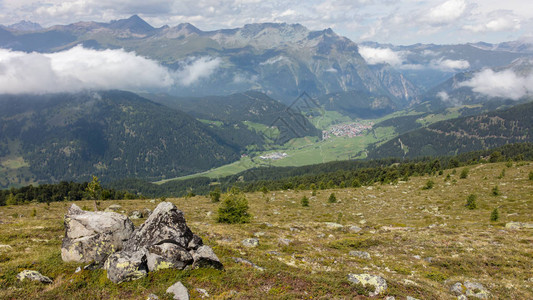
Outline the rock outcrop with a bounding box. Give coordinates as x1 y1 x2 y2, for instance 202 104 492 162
61 202 223 284
105 202 222 283
61 204 134 264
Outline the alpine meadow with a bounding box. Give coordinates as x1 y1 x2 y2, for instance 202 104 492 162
1 1 533 299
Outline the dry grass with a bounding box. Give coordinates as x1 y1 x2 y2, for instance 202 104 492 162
0 162 532 299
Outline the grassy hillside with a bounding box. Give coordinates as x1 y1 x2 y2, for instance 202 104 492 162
370 101 533 159
0 91 240 187
0 161 532 299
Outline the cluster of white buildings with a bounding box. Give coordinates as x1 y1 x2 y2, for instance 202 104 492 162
259 152 289 160
322 122 373 139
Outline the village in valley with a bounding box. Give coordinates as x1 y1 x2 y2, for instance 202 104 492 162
322 121 374 140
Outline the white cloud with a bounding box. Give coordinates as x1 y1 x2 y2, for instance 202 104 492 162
460 69 533 99
430 58 470 71
463 11 521 33
358 46 404 66
0 46 175 94
423 0 467 26
175 56 221 86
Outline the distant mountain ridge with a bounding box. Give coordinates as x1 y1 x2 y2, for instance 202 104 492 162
0 15 420 105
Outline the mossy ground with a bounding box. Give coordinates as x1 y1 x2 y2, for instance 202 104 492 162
0 162 532 299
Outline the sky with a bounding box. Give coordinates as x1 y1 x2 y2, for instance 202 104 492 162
1 0 532 45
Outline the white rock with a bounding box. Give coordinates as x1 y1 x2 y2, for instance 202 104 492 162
347 273 387 297
166 281 189 300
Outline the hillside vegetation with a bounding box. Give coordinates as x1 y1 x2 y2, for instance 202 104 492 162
370 101 533 159
0 90 240 186
0 161 532 299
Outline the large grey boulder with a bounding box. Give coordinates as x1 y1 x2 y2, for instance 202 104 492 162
17 270 53 284
104 249 148 284
104 202 222 282
61 204 134 264
124 202 195 251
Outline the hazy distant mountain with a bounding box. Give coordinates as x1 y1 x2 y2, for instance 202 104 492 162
417 57 533 111
7 20 43 31
360 41 531 92
0 15 420 105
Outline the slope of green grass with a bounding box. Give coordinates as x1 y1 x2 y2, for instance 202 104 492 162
1 162 532 299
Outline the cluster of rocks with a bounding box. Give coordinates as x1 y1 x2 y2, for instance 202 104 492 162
450 281 490 299
61 202 223 283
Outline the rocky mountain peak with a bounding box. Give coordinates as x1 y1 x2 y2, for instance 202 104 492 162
8 20 43 32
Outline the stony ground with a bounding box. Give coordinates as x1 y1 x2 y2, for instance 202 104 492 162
0 162 532 299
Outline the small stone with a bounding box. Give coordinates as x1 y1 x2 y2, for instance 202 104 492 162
146 293 159 300
105 204 122 212
0 244 13 250
457 295 467 300
232 257 265 271
242 238 259 247
75 267 81 273
195 288 209 298
413 255 421 260
278 238 292 246
324 222 343 229
451 282 465 296
505 222 522 229
130 210 143 219
166 281 189 300
403 279 417 286
406 296 420 300
359 220 367 225
254 232 265 237
384 297 395 300
348 225 362 233
17 270 53 284
349 250 371 260
347 273 387 297
464 281 490 299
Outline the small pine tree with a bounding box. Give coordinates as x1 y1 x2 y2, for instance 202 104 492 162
339 181 346 188
422 180 434 190
217 187 251 224
86 175 102 211
328 193 337 203
209 187 221 203
260 186 268 194
460 168 469 179
490 208 499 222
465 194 477 210
301 195 309 207
491 186 500 196
498 168 506 179
528 171 533 181
351 178 361 188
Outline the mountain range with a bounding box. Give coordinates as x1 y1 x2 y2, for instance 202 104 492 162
2 15 533 188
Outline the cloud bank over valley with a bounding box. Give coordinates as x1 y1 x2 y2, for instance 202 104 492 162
0 46 220 94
